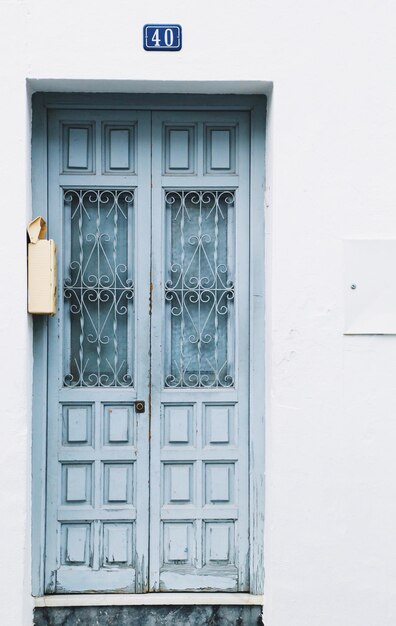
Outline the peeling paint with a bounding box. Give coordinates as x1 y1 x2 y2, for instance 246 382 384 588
160 571 238 592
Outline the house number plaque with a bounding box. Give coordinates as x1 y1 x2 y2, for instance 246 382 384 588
143 24 182 51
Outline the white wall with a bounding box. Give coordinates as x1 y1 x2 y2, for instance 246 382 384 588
0 0 395 624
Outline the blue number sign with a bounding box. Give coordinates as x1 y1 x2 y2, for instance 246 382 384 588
143 24 182 51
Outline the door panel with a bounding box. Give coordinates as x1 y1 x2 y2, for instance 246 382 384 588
150 112 250 591
45 110 151 593
44 107 251 594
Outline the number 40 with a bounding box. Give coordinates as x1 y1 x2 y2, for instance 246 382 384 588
152 28 174 47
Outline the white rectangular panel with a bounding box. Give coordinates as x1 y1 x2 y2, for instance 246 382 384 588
344 239 396 333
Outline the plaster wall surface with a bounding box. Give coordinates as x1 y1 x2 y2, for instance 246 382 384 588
0 0 395 625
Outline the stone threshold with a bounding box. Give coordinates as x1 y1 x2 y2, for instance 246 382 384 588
35 593 264 607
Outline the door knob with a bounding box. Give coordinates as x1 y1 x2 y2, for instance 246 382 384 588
135 400 145 413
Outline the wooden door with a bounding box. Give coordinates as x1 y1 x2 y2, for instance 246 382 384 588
149 112 250 591
44 107 251 594
45 109 151 593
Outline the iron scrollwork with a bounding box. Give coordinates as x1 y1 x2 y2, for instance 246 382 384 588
165 190 235 388
63 189 134 387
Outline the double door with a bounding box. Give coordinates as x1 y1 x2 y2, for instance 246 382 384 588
45 108 250 593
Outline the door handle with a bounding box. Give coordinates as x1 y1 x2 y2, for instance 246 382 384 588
135 400 145 413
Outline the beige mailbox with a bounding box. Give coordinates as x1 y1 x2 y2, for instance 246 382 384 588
27 216 57 315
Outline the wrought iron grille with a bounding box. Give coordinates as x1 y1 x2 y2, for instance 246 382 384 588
63 189 134 387
165 190 235 388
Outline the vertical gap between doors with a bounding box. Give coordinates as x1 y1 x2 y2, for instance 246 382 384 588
147 110 153 592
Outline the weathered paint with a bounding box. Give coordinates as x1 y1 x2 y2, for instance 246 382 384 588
39 103 261 594
44 109 152 594
150 110 252 592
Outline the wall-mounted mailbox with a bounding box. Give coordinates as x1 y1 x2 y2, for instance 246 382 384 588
27 216 57 315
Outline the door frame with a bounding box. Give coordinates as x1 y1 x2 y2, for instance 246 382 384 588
31 92 266 598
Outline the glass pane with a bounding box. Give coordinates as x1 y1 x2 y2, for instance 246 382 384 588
63 189 134 387
165 190 235 388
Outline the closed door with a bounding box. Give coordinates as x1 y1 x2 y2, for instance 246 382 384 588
44 107 250 594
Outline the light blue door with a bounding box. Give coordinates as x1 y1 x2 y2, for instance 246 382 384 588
149 112 250 591
44 108 250 594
